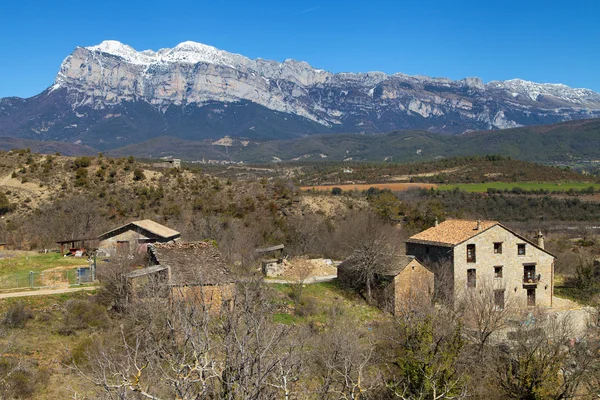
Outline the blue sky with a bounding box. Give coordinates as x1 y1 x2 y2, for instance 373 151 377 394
1 0 598 98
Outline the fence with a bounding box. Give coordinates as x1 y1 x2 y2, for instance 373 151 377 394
0 267 96 291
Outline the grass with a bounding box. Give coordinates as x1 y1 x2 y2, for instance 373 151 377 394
0 290 100 398
0 252 90 290
270 280 383 325
554 285 599 306
0 252 88 274
437 181 600 193
0 290 96 312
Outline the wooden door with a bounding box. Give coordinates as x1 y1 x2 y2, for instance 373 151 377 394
527 288 536 307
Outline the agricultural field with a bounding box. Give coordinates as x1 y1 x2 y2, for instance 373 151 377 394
437 181 600 193
301 182 436 192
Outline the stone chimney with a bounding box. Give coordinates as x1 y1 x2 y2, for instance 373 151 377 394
536 230 545 249
476 219 482 230
434 217 439 227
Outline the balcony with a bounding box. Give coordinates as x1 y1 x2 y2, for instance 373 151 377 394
523 275 540 286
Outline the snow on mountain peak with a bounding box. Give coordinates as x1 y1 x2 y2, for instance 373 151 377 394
85 40 251 69
79 40 598 105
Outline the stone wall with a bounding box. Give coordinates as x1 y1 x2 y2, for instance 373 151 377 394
452 225 554 307
406 243 454 302
171 283 235 315
390 259 435 315
98 230 152 257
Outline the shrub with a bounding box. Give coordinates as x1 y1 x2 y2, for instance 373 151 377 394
0 192 13 215
59 299 109 335
3 302 33 328
162 203 181 218
73 156 92 169
295 297 319 317
133 168 145 181
331 187 343 196
74 167 89 187
0 355 50 398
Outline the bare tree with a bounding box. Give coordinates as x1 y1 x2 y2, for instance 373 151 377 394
457 279 518 352
95 249 148 312
494 311 593 400
285 212 330 257
71 279 306 400
312 319 377 400
337 213 402 302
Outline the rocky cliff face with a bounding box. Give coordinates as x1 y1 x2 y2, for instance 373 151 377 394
2 40 600 149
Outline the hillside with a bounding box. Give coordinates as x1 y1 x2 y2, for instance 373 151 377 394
114 118 600 164
294 155 594 186
2 118 600 165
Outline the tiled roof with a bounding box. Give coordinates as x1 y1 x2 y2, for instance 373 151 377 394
99 219 180 240
151 241 235 286
379 256 423 276
408 219 498 246
338 255 423 277
131 220 180 239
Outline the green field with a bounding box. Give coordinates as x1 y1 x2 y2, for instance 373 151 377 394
0 252 90 289
437 182 600 193
0 252 88 275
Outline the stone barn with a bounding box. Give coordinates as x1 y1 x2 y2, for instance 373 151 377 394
338 255 434 315
98 219 180 257
143 241 236 314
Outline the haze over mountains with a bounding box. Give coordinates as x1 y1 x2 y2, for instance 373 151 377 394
1 40 600 152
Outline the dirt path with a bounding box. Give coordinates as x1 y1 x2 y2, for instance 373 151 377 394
0 286 98 299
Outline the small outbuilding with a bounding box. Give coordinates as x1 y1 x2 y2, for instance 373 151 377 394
127 241 235 313
98 219 180 257
255 244 285 277
338 255 434 315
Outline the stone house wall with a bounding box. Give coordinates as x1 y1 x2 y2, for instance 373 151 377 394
390 259 434 314
452 225 554 307
406 243 454 301
171 283 236 315
98 230 152 257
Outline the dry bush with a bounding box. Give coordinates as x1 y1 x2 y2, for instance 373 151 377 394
2 302 33 329
59 299 110 335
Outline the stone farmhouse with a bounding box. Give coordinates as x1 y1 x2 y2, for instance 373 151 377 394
338 255 434 315
126 241 235 313
97 219 180 257
406 219 555 308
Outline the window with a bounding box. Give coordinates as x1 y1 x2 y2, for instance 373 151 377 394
467 269 476 288
524 264 536 283
494 242 503 254
494 266 503 278
494 289 505 310
518 243 526 256
467 244 476 263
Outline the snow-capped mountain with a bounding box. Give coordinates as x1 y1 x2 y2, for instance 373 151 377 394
1 40 600 149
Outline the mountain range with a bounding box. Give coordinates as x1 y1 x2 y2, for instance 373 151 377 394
1 40 600 151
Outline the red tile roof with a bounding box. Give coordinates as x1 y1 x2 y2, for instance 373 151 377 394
408 219 498 246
